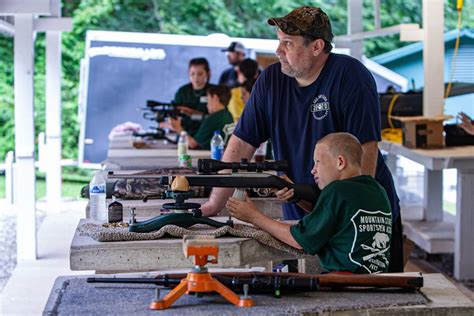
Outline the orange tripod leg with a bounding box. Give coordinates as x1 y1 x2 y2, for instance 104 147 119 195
149 279 188 310
213 279 254 307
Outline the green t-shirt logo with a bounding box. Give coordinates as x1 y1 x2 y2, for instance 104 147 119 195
349 209 392 273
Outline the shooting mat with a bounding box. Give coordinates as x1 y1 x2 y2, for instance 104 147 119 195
44 276 428 315
78 222 304 255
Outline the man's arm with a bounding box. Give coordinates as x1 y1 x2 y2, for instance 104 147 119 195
200 134 257 216
361 141 378 177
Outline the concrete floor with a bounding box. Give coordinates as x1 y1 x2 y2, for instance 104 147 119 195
0 199 92 315
0 198 472 315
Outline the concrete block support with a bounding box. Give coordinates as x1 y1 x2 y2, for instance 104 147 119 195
423 169 443 221
454 169 474 280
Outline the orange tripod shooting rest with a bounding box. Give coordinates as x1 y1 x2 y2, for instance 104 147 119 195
149 236 254 310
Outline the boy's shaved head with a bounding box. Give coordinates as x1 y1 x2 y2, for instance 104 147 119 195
317 133 362 167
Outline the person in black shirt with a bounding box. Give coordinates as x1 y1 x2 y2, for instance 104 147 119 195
219 42 246 89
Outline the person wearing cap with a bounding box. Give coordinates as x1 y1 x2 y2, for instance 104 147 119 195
219 41 246 89
201 6 404 273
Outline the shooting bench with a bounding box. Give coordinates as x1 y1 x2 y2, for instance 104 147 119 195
104 134 211 170
70 218 309 273
44 272 474 314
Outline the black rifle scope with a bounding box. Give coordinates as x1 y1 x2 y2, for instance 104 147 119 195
198 158 288 174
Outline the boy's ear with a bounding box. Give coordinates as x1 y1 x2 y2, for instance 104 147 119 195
337 155 346 171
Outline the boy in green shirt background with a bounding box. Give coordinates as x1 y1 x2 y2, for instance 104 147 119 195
226 132 393 273
169 85 234 150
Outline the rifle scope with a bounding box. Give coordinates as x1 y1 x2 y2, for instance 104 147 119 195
198 158 288 174
146 100 175 108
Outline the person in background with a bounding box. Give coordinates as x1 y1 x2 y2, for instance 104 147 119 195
169 85 234 150
240 78 256 105
173 58 215 135
227 133 392 274
458 112 474 135
219 42 246 89
227 58 260 121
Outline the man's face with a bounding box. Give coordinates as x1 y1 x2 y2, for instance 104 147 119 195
311 143 339 190
275 29 317 79
227 51 244 66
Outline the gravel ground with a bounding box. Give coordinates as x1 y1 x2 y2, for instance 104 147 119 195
0 204 16 292
0 201 45 292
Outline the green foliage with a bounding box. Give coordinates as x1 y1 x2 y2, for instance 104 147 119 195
1 0 473 161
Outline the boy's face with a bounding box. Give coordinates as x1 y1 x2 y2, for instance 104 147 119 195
311 143 340 190
206 93 218 113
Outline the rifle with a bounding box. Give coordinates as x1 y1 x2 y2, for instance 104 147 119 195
108 159 321 203
107 159 320 232
140 100 203 123
87 272 423 298
132 127 178 144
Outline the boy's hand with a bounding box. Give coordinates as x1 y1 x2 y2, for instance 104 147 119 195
226 195 261 224
273 175 295 202
169 117 183 133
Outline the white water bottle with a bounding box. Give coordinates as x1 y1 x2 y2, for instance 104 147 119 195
177 131 189 157
210 131 224 160
89 170 107 221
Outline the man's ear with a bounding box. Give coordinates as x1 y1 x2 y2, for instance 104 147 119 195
337 155 347 171
312 39 325 57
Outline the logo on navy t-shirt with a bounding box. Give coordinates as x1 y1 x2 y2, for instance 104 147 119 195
311 94 330 120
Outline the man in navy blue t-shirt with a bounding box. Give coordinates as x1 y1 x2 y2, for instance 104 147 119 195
201 6 404 272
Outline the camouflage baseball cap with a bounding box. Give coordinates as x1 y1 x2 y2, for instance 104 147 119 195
268 6 334 42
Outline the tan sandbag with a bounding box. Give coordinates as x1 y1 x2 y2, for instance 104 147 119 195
171 176 190 192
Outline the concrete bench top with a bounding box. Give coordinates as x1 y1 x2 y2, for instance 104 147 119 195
70 218 302 273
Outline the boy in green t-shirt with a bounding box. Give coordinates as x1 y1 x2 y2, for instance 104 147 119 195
169 85 234 150
226 132 393 273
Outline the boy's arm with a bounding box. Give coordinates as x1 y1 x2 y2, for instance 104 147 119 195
170 118 201 149
226 196 302 249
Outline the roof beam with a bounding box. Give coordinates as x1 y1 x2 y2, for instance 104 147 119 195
35 17 73 32
0 0 52 15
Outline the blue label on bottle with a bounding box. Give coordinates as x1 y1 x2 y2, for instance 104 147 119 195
211 145 224 160
90 185 105 194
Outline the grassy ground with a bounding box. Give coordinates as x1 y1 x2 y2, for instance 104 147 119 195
0 175 86 199
443 200 456 216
